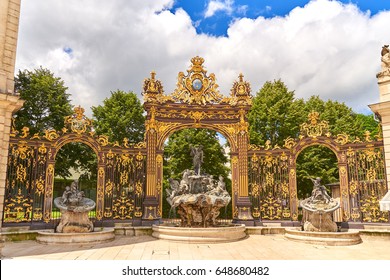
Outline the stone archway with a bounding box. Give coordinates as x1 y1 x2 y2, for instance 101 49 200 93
141 57 255 225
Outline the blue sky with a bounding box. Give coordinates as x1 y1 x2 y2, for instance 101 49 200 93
15 0 390 116
170 0 390 36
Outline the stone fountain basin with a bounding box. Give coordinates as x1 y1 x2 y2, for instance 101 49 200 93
152 224 246 243
36 228 115 245
285 228 362 246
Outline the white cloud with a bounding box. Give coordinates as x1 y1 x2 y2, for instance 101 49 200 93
204 0 234 18
15 0 390 116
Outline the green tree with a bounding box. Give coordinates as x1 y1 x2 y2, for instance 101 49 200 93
164 129 229 179
296 146 339 198
55 143 97 180
354 113 380 139
248 79 306 146
14 67 73 134
92 90 145 143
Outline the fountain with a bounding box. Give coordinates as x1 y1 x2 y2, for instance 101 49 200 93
285 177 361 245
54 180 95 233
36 180 114 244
152 145 246 242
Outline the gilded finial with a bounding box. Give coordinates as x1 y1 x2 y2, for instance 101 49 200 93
239 73 244 82
191 56 205 67
150 71 156 80
74 106 85 120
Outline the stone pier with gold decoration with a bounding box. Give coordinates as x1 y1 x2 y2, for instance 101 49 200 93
0 0 23 229
370 44 390 211
142 56 256 225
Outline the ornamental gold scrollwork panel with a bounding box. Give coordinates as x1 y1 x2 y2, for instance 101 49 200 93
103 150 146 221
248 152 290 220
346 147 387 222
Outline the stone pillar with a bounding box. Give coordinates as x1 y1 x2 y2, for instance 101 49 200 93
370 101 390 186
232 109 254 225
0 95 24 228
142 116 160 225
0 0 21 95
0 0 23 229
369 45 390 211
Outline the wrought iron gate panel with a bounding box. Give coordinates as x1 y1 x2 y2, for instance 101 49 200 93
102 149 145 221
4 141 48 224
248 151 291 220
346 147 388 222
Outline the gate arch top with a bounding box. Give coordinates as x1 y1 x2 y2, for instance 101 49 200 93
142 56 253 152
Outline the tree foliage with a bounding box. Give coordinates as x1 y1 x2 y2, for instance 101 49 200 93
55 142 97 181
92 90 145 143
164 129 229 180
14 67 73 134
248 79 306 146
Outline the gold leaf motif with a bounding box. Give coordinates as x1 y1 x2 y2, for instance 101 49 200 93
171 56 224 105
112 190 134 219
35 177 45 196
142 71 165 103
105 180 114 196
366 167 376 183
156 154 163 166
229 73 252 106
260 193 282 220
20 127 29 138
135 181 143 196
43 129 59 141
335 134 349 145
300 111 329 138
64 106 93 134
360 191 388 222
349 180 358 196
134 141 146 149
16 165 27 182
98 135 109 146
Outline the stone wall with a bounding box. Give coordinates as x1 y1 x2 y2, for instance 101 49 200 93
0 0 23 228
0 0 21 94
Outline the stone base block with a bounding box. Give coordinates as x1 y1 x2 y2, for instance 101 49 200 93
152 224 246 243
285 229 362 246
36 228 115 245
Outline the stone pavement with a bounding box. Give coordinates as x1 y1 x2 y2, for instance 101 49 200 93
2 234 390 260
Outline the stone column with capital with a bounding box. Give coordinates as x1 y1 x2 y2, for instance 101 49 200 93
369 45 390 211
0 0 23 228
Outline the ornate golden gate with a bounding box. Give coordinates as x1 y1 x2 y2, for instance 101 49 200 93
3 107 146 228
141 57 254 224
2 57 389 227
248 112 388 223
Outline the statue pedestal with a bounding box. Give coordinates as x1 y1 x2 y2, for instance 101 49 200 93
56 211 94 233
303 211 337 232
